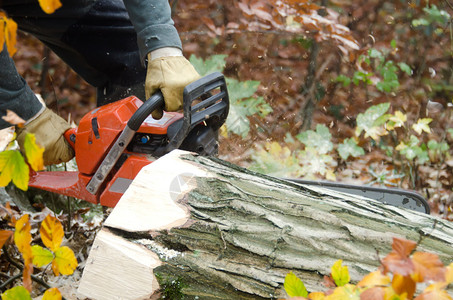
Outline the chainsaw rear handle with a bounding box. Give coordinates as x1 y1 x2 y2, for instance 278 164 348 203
166 72 229 152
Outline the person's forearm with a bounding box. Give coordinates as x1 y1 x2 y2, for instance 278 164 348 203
122 0 182 63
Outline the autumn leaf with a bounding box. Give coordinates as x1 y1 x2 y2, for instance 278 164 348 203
357 270 390 288
325 284 360 300
414 282 452 300
0 230 13 249
22 259 33 293
308 292 326 300
52 246 78 276
381 238 416 276
387 111 407 130
445 263 453 284
392 274 416 299
412 118 432 134
331 259 350 287
1 286 32 300
411 251 445 283
284 272 308 298
0 12 18 56
42 287 62 300
31 245 54 267
38 0 62 14
14 215 31 254
359 287 385 300
23 133 44 171
0 150 29 191
40 215 64 252
1 109 25 126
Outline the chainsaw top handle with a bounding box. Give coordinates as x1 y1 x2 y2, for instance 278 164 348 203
128 91 164 131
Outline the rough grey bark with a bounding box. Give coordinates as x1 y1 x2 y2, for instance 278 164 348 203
78 151 453 299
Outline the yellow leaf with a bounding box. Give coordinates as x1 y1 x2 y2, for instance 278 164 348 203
40 214 64 252
412 118 432 135
31 245 53 267
1 286 32 300
42 288 62 300
325 284 360 300
0 230 13 249
53 246 78 276
357 270 391 288
284 272 308 298
0 12 18 56
38 0 62 14
23 133 44 171
331 259 350 287
387 111 407 130
415 282 452 300
445 263 453 284
308 292 326 299
14 215 31 254
0 150 29 191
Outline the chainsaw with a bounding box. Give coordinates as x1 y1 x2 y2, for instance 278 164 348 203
27 72 430 214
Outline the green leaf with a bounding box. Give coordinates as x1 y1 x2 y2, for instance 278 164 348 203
297 147 336 180
331 259 350 287
0 150 29 191
297 124 333 155
335 75 351 87
355 103 390 140
284 272 308 298
1 286 32 300
337 138 365 161
189 54 227 76
398 62 412 76
31 245 53 267
224 78 271 138
390 40 397 49
352 71 372 85
249 142 302 178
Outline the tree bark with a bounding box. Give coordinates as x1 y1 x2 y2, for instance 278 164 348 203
77 150 453 300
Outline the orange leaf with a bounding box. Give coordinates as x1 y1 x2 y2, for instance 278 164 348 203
40 214 64 252
0 12 18 56
23 259 33 292
414 283 452 300
360 287 385 300
38 0 62 14
411 251 445 283
392 274 415 299
358 270 390 288
42 287 62 300
2 109 26 126
382 238 416 276
0 229 13 249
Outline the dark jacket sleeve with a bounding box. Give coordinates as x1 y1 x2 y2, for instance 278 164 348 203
122 0 182 62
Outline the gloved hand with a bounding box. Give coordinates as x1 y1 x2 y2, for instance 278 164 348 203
16 108 74 166
145 48 200 119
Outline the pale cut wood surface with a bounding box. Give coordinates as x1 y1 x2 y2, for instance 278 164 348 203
78 150 453 299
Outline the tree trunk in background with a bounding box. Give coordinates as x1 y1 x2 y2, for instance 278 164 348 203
77 150 453 300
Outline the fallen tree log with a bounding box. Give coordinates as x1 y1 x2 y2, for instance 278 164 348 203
77 150 453 300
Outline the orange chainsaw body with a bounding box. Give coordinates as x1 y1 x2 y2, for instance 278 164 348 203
28 73 230 207
29 96 183 207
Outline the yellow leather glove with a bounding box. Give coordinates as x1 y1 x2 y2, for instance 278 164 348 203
145 49 200 119
16 108 74 166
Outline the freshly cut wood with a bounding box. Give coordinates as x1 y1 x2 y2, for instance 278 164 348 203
77 150 453 299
